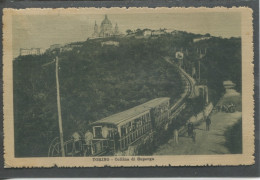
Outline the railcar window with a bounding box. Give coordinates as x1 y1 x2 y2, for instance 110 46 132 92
94 126 102 138
121 127 126 136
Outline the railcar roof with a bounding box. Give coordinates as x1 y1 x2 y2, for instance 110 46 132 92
91 97 170 126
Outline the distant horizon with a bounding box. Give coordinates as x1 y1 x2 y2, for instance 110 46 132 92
12 12 241 58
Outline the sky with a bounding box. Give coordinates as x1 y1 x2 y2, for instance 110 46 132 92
12 12 241 58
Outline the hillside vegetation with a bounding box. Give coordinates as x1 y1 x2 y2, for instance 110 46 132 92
13 31 241 157
14 34 184 157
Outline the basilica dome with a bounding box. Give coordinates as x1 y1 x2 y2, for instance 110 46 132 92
92 15 120 38
99 15 113 37
101 15 112 26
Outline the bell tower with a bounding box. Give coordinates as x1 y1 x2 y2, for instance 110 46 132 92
92 21 99 37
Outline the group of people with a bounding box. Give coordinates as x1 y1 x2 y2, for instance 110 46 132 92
71 127 121 156
84 128 121 155
173 114 212 145
187 121 196 142
70 130 94 156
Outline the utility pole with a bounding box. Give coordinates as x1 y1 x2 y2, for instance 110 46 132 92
198 48 202 83
55 56 65 157
198 60 200 83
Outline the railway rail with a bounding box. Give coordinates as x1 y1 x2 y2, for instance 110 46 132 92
165 59 196 120
48 58 196 157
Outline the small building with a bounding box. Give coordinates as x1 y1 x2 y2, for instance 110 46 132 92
152 29 165 36
61 47 73 52
20 48 41 56
165 29 173 34
49 44 62 51
193 36 211 43
40 49 46 54
171 30 179 35
143 30 152 37
61 44 83 52
68 44 82 48
101 41 119 47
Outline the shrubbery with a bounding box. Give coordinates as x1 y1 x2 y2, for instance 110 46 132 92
224 118 242 154
14 35 184 157
13 31 241 157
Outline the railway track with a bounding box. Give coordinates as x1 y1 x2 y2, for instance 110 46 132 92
48 58 196 157
165 59 196 119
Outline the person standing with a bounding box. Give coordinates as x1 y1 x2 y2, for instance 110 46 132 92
187 121 191 136
72 132 81 155
102 125 109 139
114 129 120 152
173 128 179 145
85 130 93 156
192 130 196 143
187 121 194 137
190 122 194 136
206 116 211 131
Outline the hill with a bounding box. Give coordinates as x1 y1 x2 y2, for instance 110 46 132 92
13 30 241 157
13 34 184 157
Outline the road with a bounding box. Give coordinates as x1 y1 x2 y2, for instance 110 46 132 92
154 87 241 155
154 111 241 155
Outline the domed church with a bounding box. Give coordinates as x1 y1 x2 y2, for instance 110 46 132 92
92 15 120 38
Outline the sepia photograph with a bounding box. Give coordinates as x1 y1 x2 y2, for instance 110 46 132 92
3 7 254 167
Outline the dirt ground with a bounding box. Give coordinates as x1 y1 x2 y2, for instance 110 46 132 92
153 87 242 155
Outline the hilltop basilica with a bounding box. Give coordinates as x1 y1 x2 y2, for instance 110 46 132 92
93 15 120 38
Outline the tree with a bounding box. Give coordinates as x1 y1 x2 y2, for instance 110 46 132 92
126 29 132 35
205 33 211 37
135 29 143 36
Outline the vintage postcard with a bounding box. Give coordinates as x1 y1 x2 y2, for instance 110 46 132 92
3 7 254 167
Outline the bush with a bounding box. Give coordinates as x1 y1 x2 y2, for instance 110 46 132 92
224 118 242 154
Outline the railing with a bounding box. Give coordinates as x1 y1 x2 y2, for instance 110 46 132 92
170 103 186 119
91 139 109 156
119 123 151 150
167 65 195 121
48 138 83 157
64 139 84 156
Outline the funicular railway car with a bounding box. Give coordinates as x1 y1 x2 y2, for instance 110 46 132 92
48 97 171 157
90 97 170 155
90 103 153 155
146 98 170 128
145 98 171 146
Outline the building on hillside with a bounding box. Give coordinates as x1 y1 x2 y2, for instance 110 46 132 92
61 43 83 52
143 29 152 37
171 30 179 35
99 15 113 37
40 49 46 54
165 29 174 34
193 36 211 43
61 47 73 52
143 29 166 37
49 44 62 51
101 41 119 47
65 44 82 49
152 29 165 36
20 48 41 56
92 15 121 38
